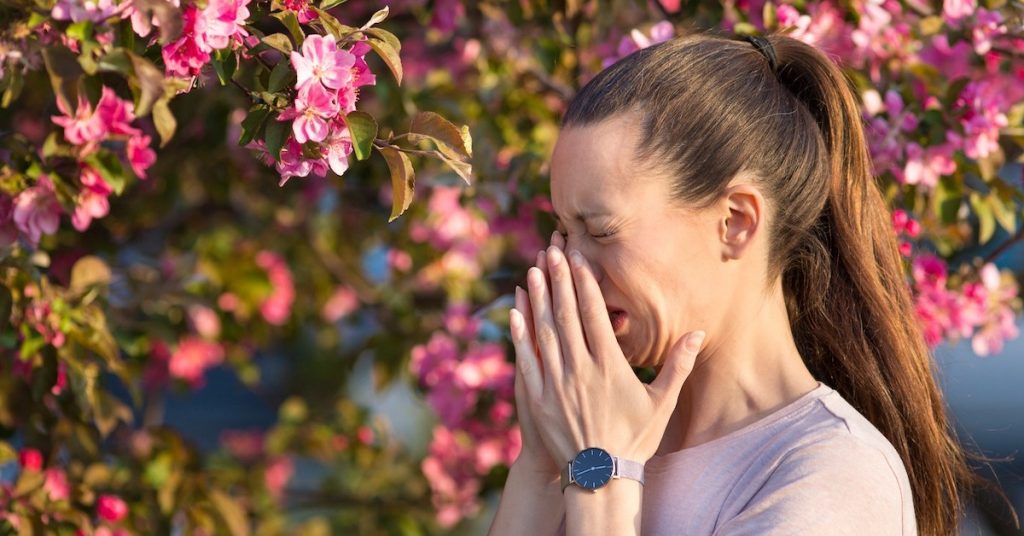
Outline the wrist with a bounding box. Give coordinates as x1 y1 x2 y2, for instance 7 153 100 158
511 455 561 488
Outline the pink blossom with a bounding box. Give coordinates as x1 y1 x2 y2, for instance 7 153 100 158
13 175 62 248
0 195 20 248
168 337 224 387
200 0 250 51
429 0 464 35
255 250 294 326
220 429 264 462
604 21 674 67
290 34 355 93
955 81 1009 160
96 494 128 522
127 134 157 178
280 83 340 144
162 4 211 77
18 448 43 471
282 0 317 23
421 426 482 528
356 425 374 445
187 304 221 339
942 0 976 24
96 86 140 137
274 139 314 185
972 8 1006 55
51 0 123 23
443 303 481 340
902 143 956 189
321 285 359 323
26 298 66 347
51 92 106 149
43 468 70 501
51 361 67 395
72 166 112 232
323 123 353 176
264 456 293 500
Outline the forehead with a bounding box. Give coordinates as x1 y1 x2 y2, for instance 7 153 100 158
549 114 647 217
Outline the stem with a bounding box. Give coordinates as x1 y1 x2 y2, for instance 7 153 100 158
982 225 1024 264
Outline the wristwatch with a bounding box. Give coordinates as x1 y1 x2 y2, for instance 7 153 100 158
560 447 645 493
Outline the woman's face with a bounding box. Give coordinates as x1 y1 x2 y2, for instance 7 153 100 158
549 112 725 368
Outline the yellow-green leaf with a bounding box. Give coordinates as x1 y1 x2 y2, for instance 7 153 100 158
365 36 402 85
210 489 250 536
344 111 377 161
379 146 414 222
70 256 111 295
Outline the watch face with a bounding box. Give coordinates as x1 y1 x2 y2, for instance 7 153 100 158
571 447 614 490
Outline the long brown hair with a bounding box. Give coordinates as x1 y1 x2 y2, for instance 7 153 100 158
562 31 1019 535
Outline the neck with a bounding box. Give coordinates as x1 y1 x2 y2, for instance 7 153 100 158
653 279 818 456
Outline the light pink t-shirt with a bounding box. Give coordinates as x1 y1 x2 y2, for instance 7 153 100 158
556 381 917 535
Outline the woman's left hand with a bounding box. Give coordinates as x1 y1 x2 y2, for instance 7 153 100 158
509 241 706 467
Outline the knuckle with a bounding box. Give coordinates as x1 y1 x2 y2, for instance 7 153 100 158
536 325 560 348
553 306 576 327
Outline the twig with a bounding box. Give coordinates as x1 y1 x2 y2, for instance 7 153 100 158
982 225 1024 264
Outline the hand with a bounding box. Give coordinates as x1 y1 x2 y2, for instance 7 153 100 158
509 240 564 477
508 240 706 466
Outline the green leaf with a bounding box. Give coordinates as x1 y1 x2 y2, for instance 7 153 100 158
238 106 271 147
267 60 294 93
261 33 293 55
212 49 237 86
344 111 377 161
42 45 84 113
1 68 23 108
365 36 402 85
86 151 127 196
66 21 93 42
408 111 471 160
153 94 176 148
970 192 996 244
271 11 305 48
319 0 349 10
210 489 250 536
313 8 358 40
379 146 414 222
264 115 289 161
126 50 165 117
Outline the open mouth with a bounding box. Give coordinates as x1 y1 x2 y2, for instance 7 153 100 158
608 308 627 333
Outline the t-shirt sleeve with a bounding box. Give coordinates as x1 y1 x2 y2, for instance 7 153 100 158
712 436 910 536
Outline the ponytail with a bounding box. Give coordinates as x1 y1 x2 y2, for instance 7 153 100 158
770 34 1019 536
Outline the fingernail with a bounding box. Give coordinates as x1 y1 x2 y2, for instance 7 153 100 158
547 246 562 266
568 250 583 268
551 230 560 243
684 331 706 353
509 308 523 338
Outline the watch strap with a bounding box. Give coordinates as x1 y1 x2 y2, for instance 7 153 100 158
560 453 645 493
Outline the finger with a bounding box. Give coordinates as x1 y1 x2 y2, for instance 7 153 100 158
515 285 541 377
545 245 588 373
650 331 705 401
526 266 563 393
551 230 566 250
510 308 543 400
566 249 619 359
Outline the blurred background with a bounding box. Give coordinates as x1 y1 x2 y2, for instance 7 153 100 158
0 0 1022 534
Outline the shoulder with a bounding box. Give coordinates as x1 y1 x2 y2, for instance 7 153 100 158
714 390 915 535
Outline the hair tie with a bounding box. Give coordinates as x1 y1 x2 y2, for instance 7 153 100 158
741 35 777 72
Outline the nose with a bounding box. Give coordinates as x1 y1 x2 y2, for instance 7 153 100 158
560 234 604 286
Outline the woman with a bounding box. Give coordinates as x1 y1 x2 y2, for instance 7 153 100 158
488 32 1005 535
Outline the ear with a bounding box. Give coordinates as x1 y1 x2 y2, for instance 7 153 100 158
718 183 765 261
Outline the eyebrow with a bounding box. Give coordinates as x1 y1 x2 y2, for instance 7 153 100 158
552 209 610 222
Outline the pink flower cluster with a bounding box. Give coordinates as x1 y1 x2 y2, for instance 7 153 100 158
255 250 295 326
168 336 224 388
160 0 250 78
911 255 1020 355
257 34 376 186
2 175 61 249
411 304 520 527
891 208 921 257
408 186 491 288
602 21 674 68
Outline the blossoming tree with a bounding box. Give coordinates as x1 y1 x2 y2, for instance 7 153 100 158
0 0 1021 532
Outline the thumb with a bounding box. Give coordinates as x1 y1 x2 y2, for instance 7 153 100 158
651 331 705 399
